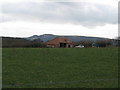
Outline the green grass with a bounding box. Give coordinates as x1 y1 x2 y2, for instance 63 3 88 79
2 48 118 88
0 48 2 89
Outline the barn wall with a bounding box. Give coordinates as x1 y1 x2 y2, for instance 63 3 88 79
66 43 72 48
47 43 73 48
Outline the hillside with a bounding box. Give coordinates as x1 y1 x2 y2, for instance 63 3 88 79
2 34 119 48
26 34 108 42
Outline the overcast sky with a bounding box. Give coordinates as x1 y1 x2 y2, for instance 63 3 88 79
0 0 119 38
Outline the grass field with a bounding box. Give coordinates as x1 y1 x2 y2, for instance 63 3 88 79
2 48 118 88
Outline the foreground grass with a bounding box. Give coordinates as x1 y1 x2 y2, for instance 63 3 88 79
0 48 2 89
2 48 118 88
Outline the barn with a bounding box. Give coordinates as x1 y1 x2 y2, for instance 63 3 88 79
47 37 73 48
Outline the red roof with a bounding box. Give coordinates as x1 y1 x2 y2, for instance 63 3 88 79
47 37 72 45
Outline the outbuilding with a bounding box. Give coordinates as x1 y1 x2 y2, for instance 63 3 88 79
47 37 73 48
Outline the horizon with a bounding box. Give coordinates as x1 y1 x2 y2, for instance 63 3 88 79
0 33 114 39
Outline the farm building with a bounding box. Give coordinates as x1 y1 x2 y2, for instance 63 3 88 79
47 37 73 48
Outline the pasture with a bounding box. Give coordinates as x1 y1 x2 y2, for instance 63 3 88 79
2 48 118 88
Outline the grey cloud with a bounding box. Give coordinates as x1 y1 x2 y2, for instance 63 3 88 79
1 2 118 27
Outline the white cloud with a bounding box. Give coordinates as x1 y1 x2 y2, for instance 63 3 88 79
0 2 117 27
0 0 118 38
0 0 118 5
0 21 118 38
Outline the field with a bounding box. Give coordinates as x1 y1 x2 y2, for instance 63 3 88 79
2 48 118 88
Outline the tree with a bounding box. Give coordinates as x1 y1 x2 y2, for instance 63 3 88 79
95 40 112 47
74 40 93 47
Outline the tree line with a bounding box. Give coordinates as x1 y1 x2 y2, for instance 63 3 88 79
73 39 120 47
2 37 46 48
2 37 120 48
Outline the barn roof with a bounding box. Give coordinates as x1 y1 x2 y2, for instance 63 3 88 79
47 37 72 45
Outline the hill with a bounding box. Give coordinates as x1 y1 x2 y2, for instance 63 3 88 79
26 34 108 42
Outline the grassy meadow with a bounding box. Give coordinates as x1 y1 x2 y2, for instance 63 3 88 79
2 48 118 88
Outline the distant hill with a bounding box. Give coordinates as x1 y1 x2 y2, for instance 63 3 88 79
1 35 119 48
26 34 109 42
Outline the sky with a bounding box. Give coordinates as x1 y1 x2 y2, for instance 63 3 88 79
0 0 119 39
